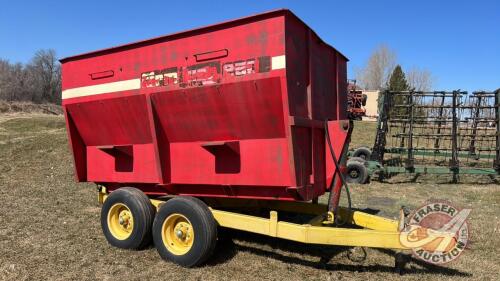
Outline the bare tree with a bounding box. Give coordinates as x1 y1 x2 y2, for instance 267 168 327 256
26 49 61 103
0 59 9 100
0 60 28 101
0 49 61 104
356 45 397 90
406 67 434 91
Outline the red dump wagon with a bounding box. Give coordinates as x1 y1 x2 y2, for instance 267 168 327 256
62 10 428 269
61 9 349 202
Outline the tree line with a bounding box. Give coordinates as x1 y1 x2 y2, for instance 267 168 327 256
356 45 434 91
0 49 61 104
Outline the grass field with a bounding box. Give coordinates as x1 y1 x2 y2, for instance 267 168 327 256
0 115 498 280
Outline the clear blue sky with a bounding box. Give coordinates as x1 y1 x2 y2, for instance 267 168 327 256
1 0 498 91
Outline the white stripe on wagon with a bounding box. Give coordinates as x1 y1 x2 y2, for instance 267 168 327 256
271 55 286 70
62 78 141 100
62 55 286 100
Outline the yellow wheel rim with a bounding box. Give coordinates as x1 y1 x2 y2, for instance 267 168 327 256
161 214 194 255
107 203 134 240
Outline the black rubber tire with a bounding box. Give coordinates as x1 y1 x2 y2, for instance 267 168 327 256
101 187 155 250
348 156 367 164
345 161 369 184
352 147 372 160
153 197 217 267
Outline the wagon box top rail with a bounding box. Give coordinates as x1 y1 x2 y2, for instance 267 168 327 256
59 9 348 64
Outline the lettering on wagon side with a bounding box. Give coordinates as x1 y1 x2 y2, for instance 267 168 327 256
61 56 284 99
140 56 277 89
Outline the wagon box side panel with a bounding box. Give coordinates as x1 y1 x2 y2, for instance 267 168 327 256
63 92 161 184
61 10 349 200
284 14 349 200
60 16 287 92
61 12 295 192
153 77 292 187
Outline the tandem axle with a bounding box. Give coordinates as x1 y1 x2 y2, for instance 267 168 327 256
97 186 448 271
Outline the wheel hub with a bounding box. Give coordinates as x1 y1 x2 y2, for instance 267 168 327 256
107 203 134 240
174 222 190 239
350 169 359 178
162 214 194 255
119 211 132 227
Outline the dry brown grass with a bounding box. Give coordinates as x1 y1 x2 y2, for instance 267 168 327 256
0 117 498 280
0 100 62 115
